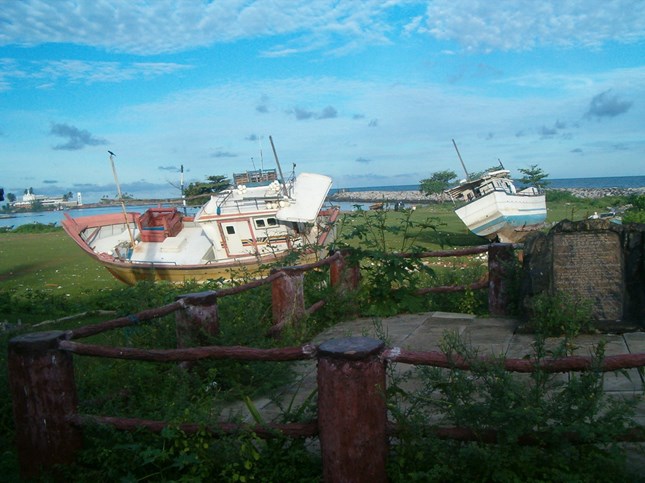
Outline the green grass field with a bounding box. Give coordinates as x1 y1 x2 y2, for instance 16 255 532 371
0 230 121 295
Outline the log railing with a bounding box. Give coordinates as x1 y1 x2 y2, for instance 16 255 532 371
9 243 530 480
9 333 645 481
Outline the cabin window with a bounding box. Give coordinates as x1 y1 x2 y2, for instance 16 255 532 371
267 218 277 226
226 226 235 235
255 219 266 228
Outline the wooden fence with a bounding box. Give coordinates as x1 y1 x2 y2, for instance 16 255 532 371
9 243 645 481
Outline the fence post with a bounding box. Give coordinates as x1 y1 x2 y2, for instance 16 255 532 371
317 337 387 483
329 250 361 292
8 330 82 479
176 291 219 348
271 270 305 330
488 243 515 316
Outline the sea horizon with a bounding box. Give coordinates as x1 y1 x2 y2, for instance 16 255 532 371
329 175 645 194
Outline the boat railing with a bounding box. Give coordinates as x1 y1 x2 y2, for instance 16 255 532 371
128 259 179 266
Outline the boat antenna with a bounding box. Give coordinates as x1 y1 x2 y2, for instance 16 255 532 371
452 139 469 180
108 151 136 249
269 135 289 197
497 158 505 170
180 164 187 216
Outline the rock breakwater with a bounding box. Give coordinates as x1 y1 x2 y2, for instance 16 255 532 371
328 187 645 204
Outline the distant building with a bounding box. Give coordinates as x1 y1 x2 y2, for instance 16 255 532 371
11 190 80 209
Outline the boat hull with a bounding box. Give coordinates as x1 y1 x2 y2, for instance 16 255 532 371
455 191 546 242
96 250 324 285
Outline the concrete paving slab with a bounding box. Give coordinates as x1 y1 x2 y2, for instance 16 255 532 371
602 369 644 392
625 332 645 354
505 334 540 358
431 311 476 319
572 334 628 356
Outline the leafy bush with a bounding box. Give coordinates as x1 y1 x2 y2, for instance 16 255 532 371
334 209 444 316
623 194 645 223
526 291 594 337
10 222 61 233
387 331 641 482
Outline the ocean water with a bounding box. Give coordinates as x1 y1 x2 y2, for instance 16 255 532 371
3 176 644 228
0 204 193 229
329 175 645 194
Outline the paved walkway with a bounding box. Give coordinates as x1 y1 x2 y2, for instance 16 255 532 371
223 312 645 468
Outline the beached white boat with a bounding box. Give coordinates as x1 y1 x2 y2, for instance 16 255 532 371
445 169 546 242
63 172 339 285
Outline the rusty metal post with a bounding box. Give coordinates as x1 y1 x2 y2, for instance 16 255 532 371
8 330 82 478
176 291 219 348
272 270 305 329
488 243 515 316
329 250 361 292
317 337 387 483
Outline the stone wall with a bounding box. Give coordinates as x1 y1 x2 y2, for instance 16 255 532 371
521 219 645 327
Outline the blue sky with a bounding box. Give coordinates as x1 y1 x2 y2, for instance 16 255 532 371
1 1 644 202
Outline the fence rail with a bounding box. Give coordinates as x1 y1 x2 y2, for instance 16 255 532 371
11 243 643 481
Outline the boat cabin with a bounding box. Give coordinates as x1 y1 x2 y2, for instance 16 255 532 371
446 170 517 203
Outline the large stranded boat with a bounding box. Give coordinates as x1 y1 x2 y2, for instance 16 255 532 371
63 151 339 284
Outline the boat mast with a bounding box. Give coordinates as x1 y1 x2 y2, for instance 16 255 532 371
452 139 469 180
108 151 136 248
269 135 289 197
180 164 187 216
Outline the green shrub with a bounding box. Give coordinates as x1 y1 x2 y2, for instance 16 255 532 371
387 331 641 482
329 208 514 318
11 222 61 233
623 194 645 223
526 291 594 337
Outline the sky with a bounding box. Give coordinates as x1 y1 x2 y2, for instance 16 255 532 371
1 0 644 202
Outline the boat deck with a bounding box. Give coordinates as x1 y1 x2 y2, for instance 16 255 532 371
130 226 214 265
91 227 140 254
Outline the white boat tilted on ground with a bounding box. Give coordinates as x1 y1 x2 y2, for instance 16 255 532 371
445 169 547 243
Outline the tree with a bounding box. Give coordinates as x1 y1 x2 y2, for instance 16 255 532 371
419 170 458 202
185 175 231 204
62 191 74 201
7 192 16 203
518 165 549 190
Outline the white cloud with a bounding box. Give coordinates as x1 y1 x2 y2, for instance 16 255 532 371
40 60 192 84
421 0 645 52
0 0 400 55
0 59 192 90
2 1 643 58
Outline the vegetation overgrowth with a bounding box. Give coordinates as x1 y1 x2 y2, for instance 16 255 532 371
1 194 644 480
